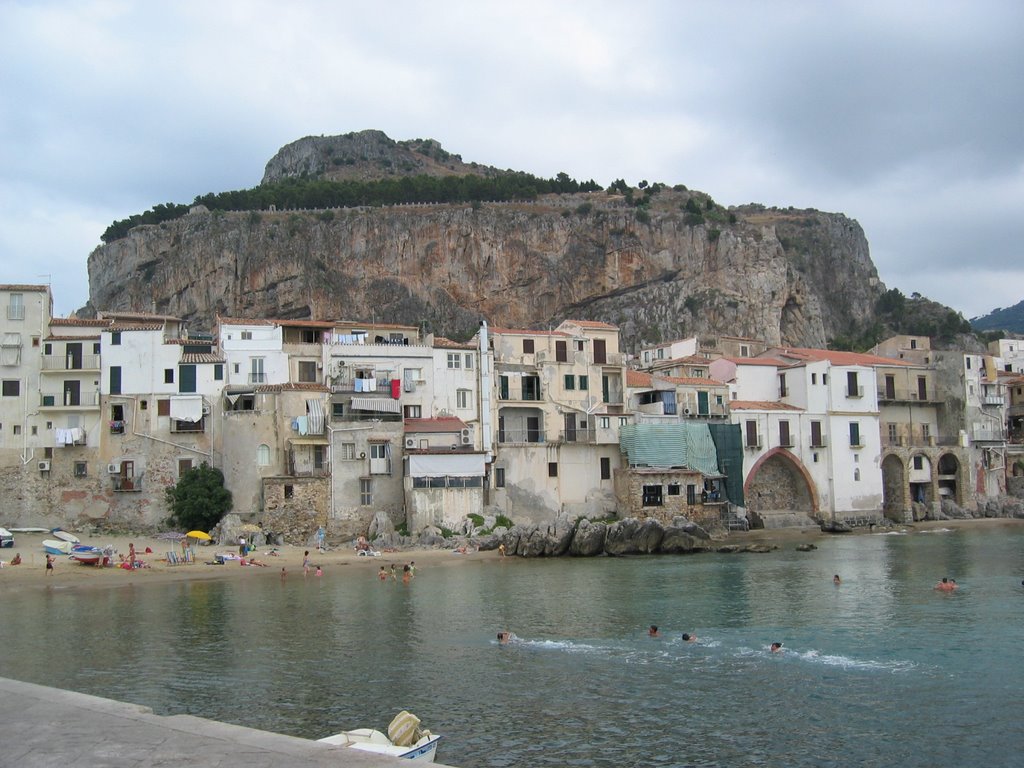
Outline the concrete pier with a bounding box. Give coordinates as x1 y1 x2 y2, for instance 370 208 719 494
0 677 453 767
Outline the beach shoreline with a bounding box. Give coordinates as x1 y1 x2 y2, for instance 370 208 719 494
1 517 1018 594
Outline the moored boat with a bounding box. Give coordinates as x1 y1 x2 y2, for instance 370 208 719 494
51 529 81 544
43 539 74 555
69 545 112 566
318 711 441 763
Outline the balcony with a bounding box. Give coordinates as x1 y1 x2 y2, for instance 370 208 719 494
40 391 100 408
111 475 142 492
41 354 100 372
109 420 126 435
981 394 1005 407
877 387 939 403
971 428 1005 442
497 429 546 445
846 386 864 399
249 372 268 384
559 428 597 444
498 387 543 402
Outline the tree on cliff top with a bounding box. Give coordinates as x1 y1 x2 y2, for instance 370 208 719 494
164 462 233 532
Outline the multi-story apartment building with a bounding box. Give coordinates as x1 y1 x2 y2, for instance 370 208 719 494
480 320 626 523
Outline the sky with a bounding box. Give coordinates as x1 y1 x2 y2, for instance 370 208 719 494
1 1 1022 320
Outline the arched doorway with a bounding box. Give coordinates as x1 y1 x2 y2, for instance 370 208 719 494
909 453 933 508
881 454 907 522
744 449 816 528
937 453 961 505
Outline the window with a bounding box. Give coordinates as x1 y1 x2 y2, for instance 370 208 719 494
495 467 506 488
564 374 575 390
404 405 422 418
31 425 37 436
164 369 174 384
214 364 223 381
922 423 931 442
686 484 697 505
548 462 558 478
642 485 663 506
593 339 607 364
667 483 680 496
779 420 791 447
360 479 372 506
778 373 788 398
822 374 828 385
966 357 972 369
464 354 474 369
745 420 759 448
578 375 588 390
107 365 122 396
241 330 253 340
140 399 148 410
341 443 355 460
8 293 24 320
854 469 861 481
910 339 918 349
849 422 861 448
178 364 196 393
13 425 20 435
576 340 585 352
298 361 317 382
847 371 860 397
887 423 899 444
157 399 170 416
44 447 52 458
810 420 823 447
111 331 121 345
811 372 817 385
284 484 294 499
93 342 101 354
523 339 535 354
619 417 628 426
600 416 610 429
250 358 265 384
913 455 924 470
555 340 568 362
457 389 470 409
447 353 461 369
233 363 240 374
178 458 193 476
600 457 611 480
71 461 87 477
257 444 270 466
2 380 20 397
740 345 749 357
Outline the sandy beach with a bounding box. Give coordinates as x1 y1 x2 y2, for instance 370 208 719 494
1 518 1018 594
0 531 503 593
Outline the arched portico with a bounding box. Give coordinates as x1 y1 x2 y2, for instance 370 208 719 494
881 453 909 522
743 448 818 528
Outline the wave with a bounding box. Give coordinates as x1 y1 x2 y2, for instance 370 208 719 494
919 528 954 534
795 649 917 673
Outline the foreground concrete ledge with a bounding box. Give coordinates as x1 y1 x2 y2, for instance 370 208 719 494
0 676 454 767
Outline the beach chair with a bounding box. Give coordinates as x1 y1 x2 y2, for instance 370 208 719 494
166 551 180 566
183 546 195 564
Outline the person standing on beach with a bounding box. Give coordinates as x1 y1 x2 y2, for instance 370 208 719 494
409 561 416 578
379 565 387 581
45 553 54 575
128 542 136 570
303 550 311 576
316 525 326 553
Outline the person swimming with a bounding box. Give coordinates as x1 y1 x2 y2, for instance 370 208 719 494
682 633 697 643
770 642 783 653
648 625 660 638
833 574 841 585
497 631 514 644
935 577 958 591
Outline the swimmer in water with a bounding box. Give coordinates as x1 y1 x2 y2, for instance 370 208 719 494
648 625 660 638
833 574 841 585
770 642 783 653
682 633 697 643
935 577 957 591
497 631 513 644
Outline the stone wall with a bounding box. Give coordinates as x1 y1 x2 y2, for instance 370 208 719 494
261 476 330 545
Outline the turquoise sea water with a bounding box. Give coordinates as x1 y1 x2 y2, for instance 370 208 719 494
2 525 1024 767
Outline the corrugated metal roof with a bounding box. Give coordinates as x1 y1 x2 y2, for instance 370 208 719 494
619 423 720 475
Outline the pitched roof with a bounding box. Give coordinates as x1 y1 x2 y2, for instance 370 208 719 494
562 319 619 330
729 400 804 411
770 347 914 367
433 336 475 349
627 370 653 388
180 353 225 364
0 284 50 293
722 357 791 367
100 311 182 322
50 318 111 327
489 327 571 337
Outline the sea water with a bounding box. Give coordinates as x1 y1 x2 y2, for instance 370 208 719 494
2 525 1023 767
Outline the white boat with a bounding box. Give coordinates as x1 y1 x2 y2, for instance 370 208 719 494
0 527 13 548
52 529 81 544
70 545 113 566
43 539 74 555
318 711 441 763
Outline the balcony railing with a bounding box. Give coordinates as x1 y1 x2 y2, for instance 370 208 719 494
40 391 100 408
877 387 939 403
497 429 546 444
111 475 142 492
41 354 100 371
981 395 1005 407
170 419 205 434
971 429 1005 442
249 372 267 384
498 388 543 402
559 428 598 444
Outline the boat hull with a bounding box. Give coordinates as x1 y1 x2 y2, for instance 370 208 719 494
43 540 74 555
318 731 441 762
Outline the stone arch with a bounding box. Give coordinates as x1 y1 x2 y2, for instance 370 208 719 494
908 452 934 506
936 452 962 505
743 448 818 528
881 453 907 522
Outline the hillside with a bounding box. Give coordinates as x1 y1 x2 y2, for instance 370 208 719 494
83 130 971 353
971 299 1024 334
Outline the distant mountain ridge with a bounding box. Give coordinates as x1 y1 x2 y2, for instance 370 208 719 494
971 299 1024 333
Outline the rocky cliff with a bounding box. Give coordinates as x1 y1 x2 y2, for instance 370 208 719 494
87 135 885 351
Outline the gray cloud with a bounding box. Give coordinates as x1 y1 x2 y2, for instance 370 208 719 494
1 0 1021 320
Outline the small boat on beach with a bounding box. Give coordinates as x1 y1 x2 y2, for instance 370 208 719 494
0 527 14 548
318 711 441 763
69 544 113 566
43 539 74 555
51 529 81 544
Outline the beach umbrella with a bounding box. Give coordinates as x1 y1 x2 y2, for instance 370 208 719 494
186 530 212 541
155 532 187 540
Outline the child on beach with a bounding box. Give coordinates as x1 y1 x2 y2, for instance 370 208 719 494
45 554 54 575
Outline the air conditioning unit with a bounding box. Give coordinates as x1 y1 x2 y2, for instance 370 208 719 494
316 361 323 369
461 428 471 438
461 435 472 445
201 404 211 415
38 460 50 472
683 408 692 416
405 438 416 449
107 463 121 474
450 444 458 450
359 451 366 459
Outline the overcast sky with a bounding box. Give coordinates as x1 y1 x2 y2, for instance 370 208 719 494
2 1 1021 321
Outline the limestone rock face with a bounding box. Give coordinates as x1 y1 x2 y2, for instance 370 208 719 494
604 518 664 555
87 191 884 351
569 518 607 556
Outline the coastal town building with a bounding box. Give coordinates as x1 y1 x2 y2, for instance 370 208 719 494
2 280 1020 537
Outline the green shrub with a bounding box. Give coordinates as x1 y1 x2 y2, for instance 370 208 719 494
575 202 593 215
635 208 651 224
708 228 721 242
468 513 484 527
683 212 704 226
495 514 513 530
318 210 335 223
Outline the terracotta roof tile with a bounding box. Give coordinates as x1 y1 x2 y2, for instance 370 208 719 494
50 318 111 327
770 347 914 367
563 319 620 330
627 370 653 387
0 284 51 293
729 400 804 411
180 353 225 364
